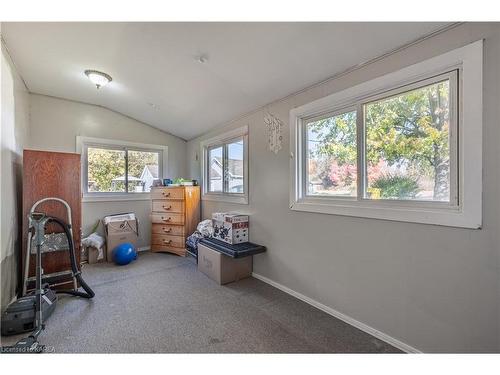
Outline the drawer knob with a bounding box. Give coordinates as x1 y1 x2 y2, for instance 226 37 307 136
163 228 172 233
162 217 172 222
163 239 172 245
162 192 170 197
163 205 172 210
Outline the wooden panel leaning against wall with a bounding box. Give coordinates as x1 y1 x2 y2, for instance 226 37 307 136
22 149 82 291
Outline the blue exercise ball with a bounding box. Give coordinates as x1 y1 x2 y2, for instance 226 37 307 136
112 242 137 265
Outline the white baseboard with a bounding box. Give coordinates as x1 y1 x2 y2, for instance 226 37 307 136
252 272 421 354
138 246 151 252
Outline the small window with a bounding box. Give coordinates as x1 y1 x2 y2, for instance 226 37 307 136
208 146 223 193
290 41 483 228
201 126 248 204
87 147 127 193
227 139 245 193
77 137 167 200
127 150 160 193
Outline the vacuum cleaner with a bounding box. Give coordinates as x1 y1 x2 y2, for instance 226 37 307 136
1 198 95 353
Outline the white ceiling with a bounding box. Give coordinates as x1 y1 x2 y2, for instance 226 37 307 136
2 22 450 140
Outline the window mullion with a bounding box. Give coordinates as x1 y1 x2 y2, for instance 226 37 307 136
84 145 89 194
356 103 364 201
204 146 209 193
125 148 129 193
223 143 228 194
302 120 309 200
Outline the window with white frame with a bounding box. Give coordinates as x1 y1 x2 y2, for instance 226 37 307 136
201 126 248 204
290 41 483 228
77 137 168 199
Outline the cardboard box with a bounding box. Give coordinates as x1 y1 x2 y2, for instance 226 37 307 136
87 246 106 264
212 213 249 244
197 243 252 285
104 213 138 262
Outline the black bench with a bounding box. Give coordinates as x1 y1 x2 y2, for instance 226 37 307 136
198 238 266 259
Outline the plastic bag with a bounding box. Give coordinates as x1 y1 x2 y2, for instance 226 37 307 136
186 232 204 252
82 232 105 249
196 219 213 237
186 220 214 253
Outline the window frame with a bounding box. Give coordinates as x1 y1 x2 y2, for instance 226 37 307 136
290 41 483 228
207 144 224 193
360 71 459 207
304 105 359 200
201 125 249 204
76 136 168 202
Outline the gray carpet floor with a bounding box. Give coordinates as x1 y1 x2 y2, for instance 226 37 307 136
1 252 401 353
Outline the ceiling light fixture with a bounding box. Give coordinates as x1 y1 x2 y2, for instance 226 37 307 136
84 69 112 89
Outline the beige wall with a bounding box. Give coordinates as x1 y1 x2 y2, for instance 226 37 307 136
187 23 500 353
28 94 188 248
1 41 30 311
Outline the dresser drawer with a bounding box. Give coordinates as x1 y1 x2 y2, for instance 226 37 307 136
151 234 185 248
151 213 184 225
151 188 184 200
152 224 185 236
152 200 184 213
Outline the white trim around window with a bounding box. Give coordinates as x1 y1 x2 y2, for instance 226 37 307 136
290 40 483 228
200 125 249 204
76 136 168 202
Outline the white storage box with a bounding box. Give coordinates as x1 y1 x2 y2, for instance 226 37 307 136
212 213 249 244
103 213 136 225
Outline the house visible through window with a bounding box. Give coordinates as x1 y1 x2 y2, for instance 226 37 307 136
227 139 244 193
79 138 165 196
208 138 244 194
208 146 223 192
128 150 160 193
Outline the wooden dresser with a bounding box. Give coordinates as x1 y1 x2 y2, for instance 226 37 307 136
150 186 200 256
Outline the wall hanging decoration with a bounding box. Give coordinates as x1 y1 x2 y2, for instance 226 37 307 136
264 111 283 154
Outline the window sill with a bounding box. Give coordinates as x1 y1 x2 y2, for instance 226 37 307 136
202 193 248 205
82 193 151 203
290 199 480 229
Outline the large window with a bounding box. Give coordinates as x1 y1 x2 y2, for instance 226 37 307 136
201 126 248 204
305 76 453 202
291 41 483 228
77 137 167 200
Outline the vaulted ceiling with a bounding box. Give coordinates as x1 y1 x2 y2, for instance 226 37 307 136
2 22 450 140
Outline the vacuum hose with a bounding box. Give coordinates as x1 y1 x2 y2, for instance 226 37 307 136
46 217 95 299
